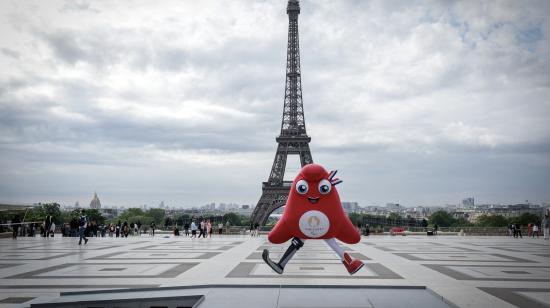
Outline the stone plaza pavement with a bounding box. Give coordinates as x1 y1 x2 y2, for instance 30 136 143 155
0 235 549 307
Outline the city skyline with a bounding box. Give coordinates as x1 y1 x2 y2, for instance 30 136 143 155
23 192 549 210
1 1 549 207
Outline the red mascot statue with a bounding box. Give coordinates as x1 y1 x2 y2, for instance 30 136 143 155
262 163 365 275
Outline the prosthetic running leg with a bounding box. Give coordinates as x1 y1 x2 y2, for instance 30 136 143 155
262 237 304 274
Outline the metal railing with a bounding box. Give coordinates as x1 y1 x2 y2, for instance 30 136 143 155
362 226 509 236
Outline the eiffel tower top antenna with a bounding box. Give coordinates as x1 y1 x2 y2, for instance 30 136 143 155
281 0 307 137
251 0 313 226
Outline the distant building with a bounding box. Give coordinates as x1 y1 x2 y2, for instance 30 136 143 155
342 202 360 213
236 205 253 216
386 203 401 211
99 208 119 220
90 192 102 209
227 203 239 210
462 198 475 207
203 203 216 210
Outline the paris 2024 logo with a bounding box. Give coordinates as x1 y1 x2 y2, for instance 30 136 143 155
298 210 329 238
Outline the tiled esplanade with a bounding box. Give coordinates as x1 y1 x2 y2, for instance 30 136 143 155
0 236 548 307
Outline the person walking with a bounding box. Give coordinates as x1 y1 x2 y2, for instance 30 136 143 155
116 221 121 238
543 215 549 240
198 220 205 238
183 222 189 237
515 223 523 238
532 224 539 238
11 215 21 239
92 221 98 237
49 221 56 237
43 215 52 238
190 220 197 238
527 223 533 238
150 222 156 237
123 221 129 238
218 222 223 235
207 220 212 238
70 218 78 237
78 209 88 245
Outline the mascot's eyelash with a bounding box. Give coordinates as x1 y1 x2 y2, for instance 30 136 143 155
329 170 342 186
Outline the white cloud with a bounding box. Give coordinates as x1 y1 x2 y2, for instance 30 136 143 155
0 0 549 206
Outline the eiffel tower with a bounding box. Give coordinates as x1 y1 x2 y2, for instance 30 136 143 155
251 0 313 226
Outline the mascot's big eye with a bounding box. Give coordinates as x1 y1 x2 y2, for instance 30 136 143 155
318 179 331 194
295 180 309 195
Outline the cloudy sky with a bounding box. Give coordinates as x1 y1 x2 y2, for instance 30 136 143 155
1 0 549 208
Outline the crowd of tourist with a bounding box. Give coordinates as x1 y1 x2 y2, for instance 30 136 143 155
5 212 550 241
172 219 229 238
507 214 550 240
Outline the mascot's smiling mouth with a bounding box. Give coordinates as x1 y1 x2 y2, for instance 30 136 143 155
308 197 320 204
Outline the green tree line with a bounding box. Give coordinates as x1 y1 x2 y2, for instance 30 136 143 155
345 210 542 228
418 210 540 228
6 204 542 230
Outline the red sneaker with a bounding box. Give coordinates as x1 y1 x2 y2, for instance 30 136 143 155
342 252 364 275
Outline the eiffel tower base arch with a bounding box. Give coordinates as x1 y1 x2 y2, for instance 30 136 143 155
250 185 290 226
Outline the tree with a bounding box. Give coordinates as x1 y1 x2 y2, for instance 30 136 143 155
127 215 152 227
85 209 105 224
421 219 428 228
26 203 63 224
119 208 145 221
239 215 249 226
223 213 241 226
146 208 165 225
475 214 508 227
387 212 401 224
428 211 456 227
348 213 362 227
515 213 541 227
176 214 192 226
164 217 173 227
66 209 105 225
453 217 473 227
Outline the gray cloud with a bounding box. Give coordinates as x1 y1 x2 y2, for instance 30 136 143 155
0 0 549 206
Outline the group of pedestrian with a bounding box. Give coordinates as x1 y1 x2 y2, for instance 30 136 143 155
8 210 236 242
184 219 213 238
103 220 145 238
250 222 260 237
43 215 55 237
509 223 524 238
507 218 550 239
527 223 541 238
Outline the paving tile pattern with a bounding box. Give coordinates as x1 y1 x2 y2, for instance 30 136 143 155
0 235 548 307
